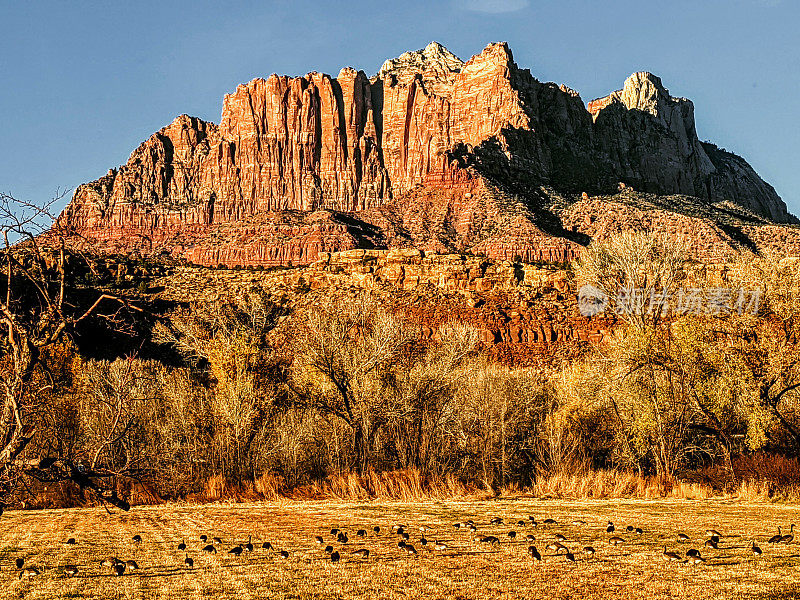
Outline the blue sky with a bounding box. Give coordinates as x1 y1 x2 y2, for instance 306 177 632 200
1 0 798 214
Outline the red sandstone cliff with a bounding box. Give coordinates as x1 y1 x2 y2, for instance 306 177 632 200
59 42 795 267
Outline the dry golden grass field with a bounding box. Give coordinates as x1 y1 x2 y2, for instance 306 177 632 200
1 498 800 599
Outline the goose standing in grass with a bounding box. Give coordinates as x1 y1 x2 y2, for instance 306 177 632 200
686 548 701 558
662 547 682 562
626 525 634 532
66 538 76 545
178 540 186 551
185 554 194 568
64 565 78 578
315 535 325 545
228 545 243 556
262 542 274 551
132 534 142 546
677 533 690 542
113 563 125 576
554 533 567 542
565 551 576 562
635 527 643 535
373 526 380 534
15 558 24 569
543 518 557 525
768 527 782 544
330 551 340 563
528 545 542 561
202 544 217 554
200 535 208 543
704 538 718 550
705 529 722 538
357 529 367 538
324 545 334 553
125 560 139 572
212 536 222 546
780 524 795 544
245 536 253 553
279 550 289 559
352 548 369 558
609 536 624 546
526 534 536 542
752 542 763 556
572 520 587 526
434 541 448 551
606 521 615 533
420 537 428 546
584 546 596 556
508 531 517 539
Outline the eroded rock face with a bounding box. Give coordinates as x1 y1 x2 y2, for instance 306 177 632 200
59 42 793 267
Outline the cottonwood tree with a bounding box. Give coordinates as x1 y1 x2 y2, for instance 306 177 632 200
290 294 413 472
0 191 135 508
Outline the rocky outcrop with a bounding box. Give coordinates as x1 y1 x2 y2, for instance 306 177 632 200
59 41 794 267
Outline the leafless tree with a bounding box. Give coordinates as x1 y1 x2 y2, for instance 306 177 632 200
0 191 138 509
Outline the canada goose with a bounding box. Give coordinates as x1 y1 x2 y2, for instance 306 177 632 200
262 542 274 551
490 517 503 525
468 524 477 532
202 544 217 554
113 563 125 576
752 541 763 556
584 546 596 556
626 525 634 532
526 534 536 542
245 536 253 553
356 529 367 537
529 516 538 526
768 527 783 544
609 536 624 546
453 523 461 529
338 533 349 544
508 531 517 539
705 529 722 538
401 532 410 540
517 520 527 527
565 551 576 562
662 546 682 562
780 524 795 544
677 533 690 542
709 535 720 545
132 534 142 545
528 545 542 561
396 526 405 535
200 535 208 542
178 540 186 551
279 550 289 559
66 538 76 545
420 537 428 546
352 548 369 558
403 544 418 555
325 545 334 553
543 518 557 525
373 526 380 534
315 535 324 545
546 542 567 553
212 537 222 546
689 554 705 565
100 557 120 568
228 545 243 556
635 528 643 535
19 567 40 579
486 536 500 545
686 548 701 557
554 533 566 542
571 520 587 526
125 560 139 572
64 565 78 577
606 521 615 533
15 558 24 569
185 554 193 568
434 541 448 551
704 539 718 550
330 551 340 563
392 524 401 532
331 528 340 536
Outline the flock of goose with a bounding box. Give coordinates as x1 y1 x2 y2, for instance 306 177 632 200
8 516 797 579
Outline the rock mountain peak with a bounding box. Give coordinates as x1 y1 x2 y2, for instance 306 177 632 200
59 42 794 268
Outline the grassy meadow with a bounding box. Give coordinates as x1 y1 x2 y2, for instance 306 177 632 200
1 498 799 599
